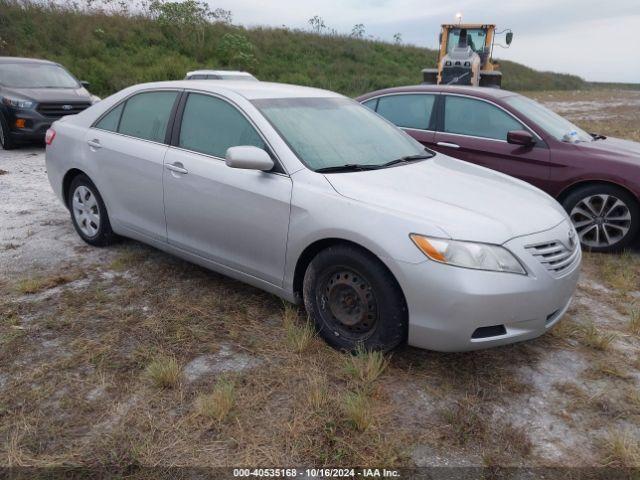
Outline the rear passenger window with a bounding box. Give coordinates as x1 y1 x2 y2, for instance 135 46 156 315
376 94 436 130
178 93 265 158
118 91 178 143
95 103 124 132
444 95 523 140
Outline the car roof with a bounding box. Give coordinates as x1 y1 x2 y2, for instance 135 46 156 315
133 80 342 100
0 56 58 65
356 84 519 101
187 70 254 77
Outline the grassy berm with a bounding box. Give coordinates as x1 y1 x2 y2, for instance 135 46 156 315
0 0 588 97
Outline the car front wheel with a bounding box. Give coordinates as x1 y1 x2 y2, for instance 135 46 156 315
563 184 639 252
68 174 117 247
302 244 407 351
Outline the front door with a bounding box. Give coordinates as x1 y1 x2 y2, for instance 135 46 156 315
433 94 551 191
163 92 292 286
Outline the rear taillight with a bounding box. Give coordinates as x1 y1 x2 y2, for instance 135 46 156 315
45 129 56 145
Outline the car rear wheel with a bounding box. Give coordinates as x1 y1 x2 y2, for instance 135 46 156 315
0 114 15 150
302 244 407 351
563 184 639 252
68 174 117 247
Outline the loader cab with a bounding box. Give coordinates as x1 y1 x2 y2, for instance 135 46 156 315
423 23 512 89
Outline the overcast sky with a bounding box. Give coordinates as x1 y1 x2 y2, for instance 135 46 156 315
207 0 639 83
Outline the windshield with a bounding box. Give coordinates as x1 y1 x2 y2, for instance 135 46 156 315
253 97 428 171
505 95 593 143
447 28 487 55
0 63 79 88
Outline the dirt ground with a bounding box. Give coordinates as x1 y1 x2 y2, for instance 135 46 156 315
1 89 639 474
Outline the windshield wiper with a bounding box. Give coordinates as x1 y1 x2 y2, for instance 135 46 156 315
315 163 383 173
315 153 434 174
379 153 434 168
591 133 607 141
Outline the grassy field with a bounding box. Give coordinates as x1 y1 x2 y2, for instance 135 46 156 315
0 0 589 98
0 91 639 473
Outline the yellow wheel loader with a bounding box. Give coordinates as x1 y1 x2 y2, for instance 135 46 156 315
423 24 513 88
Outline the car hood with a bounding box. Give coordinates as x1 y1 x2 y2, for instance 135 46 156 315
324 155 568 244
2 86 91 103
575 136 640 165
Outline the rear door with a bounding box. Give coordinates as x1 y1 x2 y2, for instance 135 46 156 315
433 94 551 190
363 93 437 145
163 91 292 286
87 89 180 241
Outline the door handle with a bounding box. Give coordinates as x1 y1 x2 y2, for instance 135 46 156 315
166 163 188 175
436 142 460 149
87 139 102 149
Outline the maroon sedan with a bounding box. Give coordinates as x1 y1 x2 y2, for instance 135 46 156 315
357 85 640 252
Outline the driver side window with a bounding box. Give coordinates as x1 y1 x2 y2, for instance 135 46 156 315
178 93 265 158
443 95 524 141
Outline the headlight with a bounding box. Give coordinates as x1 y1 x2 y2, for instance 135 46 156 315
1 96 35 109
410 234 526 275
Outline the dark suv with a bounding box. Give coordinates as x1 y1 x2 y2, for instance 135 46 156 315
0 57 97 149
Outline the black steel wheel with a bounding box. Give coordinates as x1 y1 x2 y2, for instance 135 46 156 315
303 244 407 351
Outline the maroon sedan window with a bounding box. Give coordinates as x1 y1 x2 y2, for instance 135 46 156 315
376 94 435 131
444 95 523 141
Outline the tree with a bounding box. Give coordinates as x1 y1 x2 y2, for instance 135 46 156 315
351 23 365 39
308 15 326 34
393 33 402 44
217 33 257 69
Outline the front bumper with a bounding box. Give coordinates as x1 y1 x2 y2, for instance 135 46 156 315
5 108 56 143
398 220 581 352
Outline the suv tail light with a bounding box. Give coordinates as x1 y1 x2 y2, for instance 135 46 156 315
45 129 56 145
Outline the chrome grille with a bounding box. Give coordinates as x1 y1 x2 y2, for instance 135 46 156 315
526 240 580 275
37 102 91 118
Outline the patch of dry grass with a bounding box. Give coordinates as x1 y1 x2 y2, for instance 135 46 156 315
585 359 632 380
548 316 581 341
600 430 640 468
14 273 82 294
592 250 639 295
343 345 389 388
145 355 181 389
628 305 640 336
341 390 374 432
282 304 315 353
306 371 329 411
577 323 617 351
441 393 487 446
195 378 236 422
109 245 150 271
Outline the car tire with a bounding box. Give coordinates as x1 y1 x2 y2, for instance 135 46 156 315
562 184 639 253
0 114 15 150
302 244 408 351
67 174 117 247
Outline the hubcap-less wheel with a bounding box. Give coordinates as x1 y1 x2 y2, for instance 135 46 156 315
570 194 631 248
317 267 378 339
72 185 101 238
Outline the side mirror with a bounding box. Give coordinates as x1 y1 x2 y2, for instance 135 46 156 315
507 130 535 146
80 80 90 88
225 146 274 171
506 32 513 45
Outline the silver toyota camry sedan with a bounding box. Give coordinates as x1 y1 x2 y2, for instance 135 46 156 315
45 80 581 352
